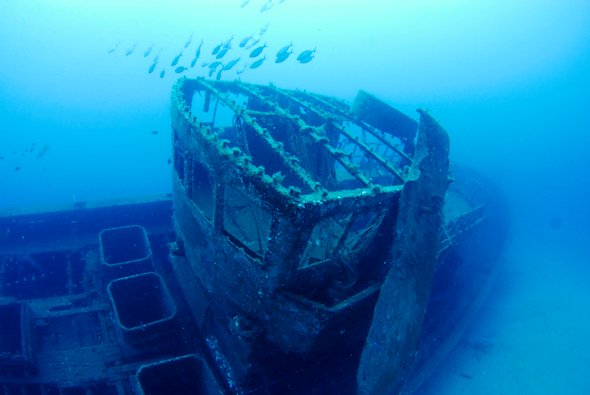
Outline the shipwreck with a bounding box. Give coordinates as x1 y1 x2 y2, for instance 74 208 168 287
0 78 508 394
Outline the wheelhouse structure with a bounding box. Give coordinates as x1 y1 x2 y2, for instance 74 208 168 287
170 78 494 393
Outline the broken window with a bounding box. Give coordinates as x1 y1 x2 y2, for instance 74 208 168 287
173 131 186 182
223 185 272 258
189 160 214 220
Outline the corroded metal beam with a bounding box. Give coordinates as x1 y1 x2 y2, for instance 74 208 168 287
358 110 451 395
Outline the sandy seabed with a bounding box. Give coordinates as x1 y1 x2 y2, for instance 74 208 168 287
420 224 590 395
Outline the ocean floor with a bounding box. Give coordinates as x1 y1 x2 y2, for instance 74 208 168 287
421 225 590 394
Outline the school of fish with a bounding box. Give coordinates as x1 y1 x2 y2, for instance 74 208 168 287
106 0 315 81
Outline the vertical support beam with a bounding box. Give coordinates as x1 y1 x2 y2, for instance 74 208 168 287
357 110 450 395
214 177 225 234
263 210 316 288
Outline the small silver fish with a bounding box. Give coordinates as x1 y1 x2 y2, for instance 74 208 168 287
175 66 187 74
276 42 293 58
240 0 250 7
245 36 261 49
296 49 316 64
223 35 234 48
195 40 203 59
216 68 223 80
249 56 266 69
239 35 252 48
190 57 198 68
171 51 183 66
259 23 270 36
148 62 158 73
275 52 291 63
209 61 223 69
159 69 166 78
216 46 230 59
107 41 120 54
275 43 293 63
212 42 223 55
222 57 240 71
125 41 138 56
260 0 274 13
184 33 193 48
143 44 153 57
249 43 267 58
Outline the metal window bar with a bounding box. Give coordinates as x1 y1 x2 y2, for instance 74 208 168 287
287 88 414 164
195 79 320 192
252 85 407 184
235 83 375 188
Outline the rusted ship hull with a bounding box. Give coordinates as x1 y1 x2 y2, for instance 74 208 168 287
167 78 507 393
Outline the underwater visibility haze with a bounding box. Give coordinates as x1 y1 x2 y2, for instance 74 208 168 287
1 1 590 394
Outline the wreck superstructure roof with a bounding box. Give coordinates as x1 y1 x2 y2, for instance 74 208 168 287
171 78 417 211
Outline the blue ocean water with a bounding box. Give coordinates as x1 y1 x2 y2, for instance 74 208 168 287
1 1 589 394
